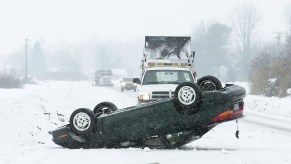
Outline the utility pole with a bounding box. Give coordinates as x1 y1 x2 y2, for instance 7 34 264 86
25 38 28 83
273 31 286 56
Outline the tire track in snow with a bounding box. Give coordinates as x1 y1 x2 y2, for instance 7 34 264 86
242 110 291 136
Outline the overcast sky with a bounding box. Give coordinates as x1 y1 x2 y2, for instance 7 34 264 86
0 0 290 56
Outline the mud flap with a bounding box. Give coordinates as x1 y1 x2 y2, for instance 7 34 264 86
235 120 239 139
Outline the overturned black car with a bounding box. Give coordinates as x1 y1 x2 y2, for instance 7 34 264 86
50 78 246 149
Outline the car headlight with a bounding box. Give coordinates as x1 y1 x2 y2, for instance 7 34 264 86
121 82 126 86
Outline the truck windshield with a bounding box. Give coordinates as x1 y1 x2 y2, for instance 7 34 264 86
142 70 194 85
101 73 111 76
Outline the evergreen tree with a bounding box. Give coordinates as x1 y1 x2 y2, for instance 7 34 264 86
192 23 232 81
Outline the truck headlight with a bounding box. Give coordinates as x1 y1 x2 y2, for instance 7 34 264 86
121 82 126 86
139 93 150 100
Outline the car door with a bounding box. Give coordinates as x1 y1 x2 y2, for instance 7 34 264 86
153 101 179 134
102 104 159 141
154 100 197 135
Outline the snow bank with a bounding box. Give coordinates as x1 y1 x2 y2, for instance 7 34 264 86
0 81 291 164
0 81 136 162
230 82 291 118
246 95 291 117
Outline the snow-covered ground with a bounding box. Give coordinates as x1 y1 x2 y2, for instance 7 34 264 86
0 81 291 164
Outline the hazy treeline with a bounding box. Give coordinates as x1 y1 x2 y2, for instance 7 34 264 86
1 39 143 81
249 28 291 97
1 3 291 97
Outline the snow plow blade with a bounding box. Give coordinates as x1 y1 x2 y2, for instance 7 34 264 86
144 36 192 59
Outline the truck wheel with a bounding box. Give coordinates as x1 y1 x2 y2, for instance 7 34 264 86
174 82 201 114
93 102 118 117
121 88 124 92
197 75 222 91
70 108 96 135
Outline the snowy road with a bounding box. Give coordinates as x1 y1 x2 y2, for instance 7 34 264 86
1 81 291 164
244 111 291 136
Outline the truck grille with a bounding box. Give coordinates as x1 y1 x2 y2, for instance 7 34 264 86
102 78 111 83
152 91 175 99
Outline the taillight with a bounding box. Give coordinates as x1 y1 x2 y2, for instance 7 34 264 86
212 102 244 122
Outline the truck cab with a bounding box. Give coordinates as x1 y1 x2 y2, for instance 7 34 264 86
134 36 196 104
95 70 113 86
135 67 195 103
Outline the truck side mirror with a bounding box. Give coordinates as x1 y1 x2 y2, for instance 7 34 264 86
133 78 141 85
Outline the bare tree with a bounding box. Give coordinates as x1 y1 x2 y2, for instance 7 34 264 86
286 5 291 55
230 3 260 80
286 4 291 27
93 44 111 70
192 21 209 39
192 22 233 81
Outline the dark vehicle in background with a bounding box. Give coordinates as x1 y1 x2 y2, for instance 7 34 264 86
50 81 246 149
120 78 137 92
95 70 113 86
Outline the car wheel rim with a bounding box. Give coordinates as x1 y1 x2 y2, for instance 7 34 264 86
200 80 216 91
96 106 111 116
178 86 196 105
73 112 91 131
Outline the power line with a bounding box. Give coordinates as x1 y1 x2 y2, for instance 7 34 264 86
25 38 28 83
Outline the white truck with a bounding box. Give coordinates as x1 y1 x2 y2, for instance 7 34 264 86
134 36 197 104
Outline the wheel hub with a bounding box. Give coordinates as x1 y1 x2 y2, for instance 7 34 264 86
73 112 91 131
178 86 196 105
200 80 216 91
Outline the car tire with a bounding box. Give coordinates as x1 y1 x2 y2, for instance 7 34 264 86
174 82 201 114
197 75 222 91
93 102 118 117
70 108 96 135
121 88 124 92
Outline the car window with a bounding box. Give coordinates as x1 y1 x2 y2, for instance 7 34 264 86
183 72 191 82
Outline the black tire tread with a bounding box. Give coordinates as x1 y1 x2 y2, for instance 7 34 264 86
93 102 118 116
197 75 222 91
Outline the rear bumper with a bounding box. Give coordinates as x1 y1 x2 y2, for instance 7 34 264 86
96 83 113 86
205 84 246 103
202 85 246 125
